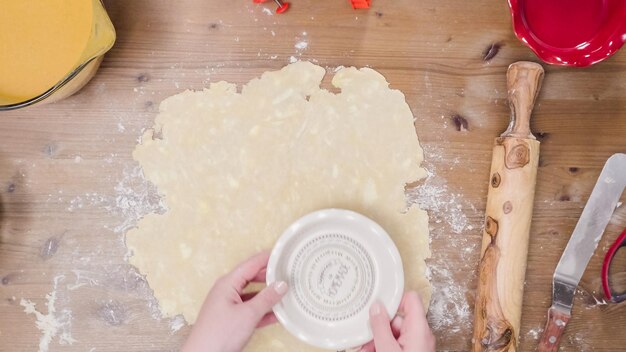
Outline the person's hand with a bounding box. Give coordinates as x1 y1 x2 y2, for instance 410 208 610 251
181 251 288 352
360 291 435 352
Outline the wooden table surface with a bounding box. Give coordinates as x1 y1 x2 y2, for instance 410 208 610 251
2 1 626 351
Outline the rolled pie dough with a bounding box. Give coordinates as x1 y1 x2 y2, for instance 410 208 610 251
126 62 430 351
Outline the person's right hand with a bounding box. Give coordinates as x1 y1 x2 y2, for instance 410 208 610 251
359 291 435 352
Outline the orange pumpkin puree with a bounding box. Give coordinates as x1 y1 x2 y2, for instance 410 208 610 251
0 0 94 103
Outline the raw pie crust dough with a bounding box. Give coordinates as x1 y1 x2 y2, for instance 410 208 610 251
126 62 430 351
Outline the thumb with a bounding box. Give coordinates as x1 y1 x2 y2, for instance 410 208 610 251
245 281 288 320
369 302 401 352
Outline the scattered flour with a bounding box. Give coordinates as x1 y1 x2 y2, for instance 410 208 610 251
66 269 100 291
64 165 164 233
169 315 186 333
288 56 298 64
67 193 107 212
20 276 76 352
425 264 472 332
569 332 592 351
409 145 475 234
292 32 308 58
108 166 165 234
294 41 308 50
526 327 542 340
412 176 469 234
261 7 273 16
406 144 481 339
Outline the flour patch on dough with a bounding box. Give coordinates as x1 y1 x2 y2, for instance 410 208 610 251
126 62 430 351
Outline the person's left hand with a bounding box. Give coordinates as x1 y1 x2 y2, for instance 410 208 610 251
181 251 288 352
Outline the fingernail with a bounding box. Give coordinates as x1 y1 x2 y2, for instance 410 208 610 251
274 281 288 295
369 301 382 316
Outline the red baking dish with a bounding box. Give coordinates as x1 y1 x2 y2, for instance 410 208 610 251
508 0 626 67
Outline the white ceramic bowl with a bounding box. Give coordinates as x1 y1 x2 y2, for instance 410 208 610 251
266 208 404 350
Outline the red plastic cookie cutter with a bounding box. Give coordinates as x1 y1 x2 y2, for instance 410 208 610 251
508 0 626 67
602 228 626 303
253 0 290 14
350 0 371 9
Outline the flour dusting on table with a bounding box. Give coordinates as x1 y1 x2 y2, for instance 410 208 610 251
526 326 542 340
169 315 187 333
408 144 481 341
20 276 76 352
411 173 469 234
108 165 166 234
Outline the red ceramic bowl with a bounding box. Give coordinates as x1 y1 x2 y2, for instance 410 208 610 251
509 0 626 67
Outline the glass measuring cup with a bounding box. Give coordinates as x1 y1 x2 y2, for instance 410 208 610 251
0 0 116 111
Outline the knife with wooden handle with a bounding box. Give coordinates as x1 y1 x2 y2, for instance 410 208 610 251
472 61 544 352
537 153 626 351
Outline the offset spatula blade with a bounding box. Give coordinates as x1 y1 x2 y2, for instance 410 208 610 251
554 153 626 311
537 153 626 352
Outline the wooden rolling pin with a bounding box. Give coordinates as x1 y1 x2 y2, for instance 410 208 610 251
471 61 544 352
